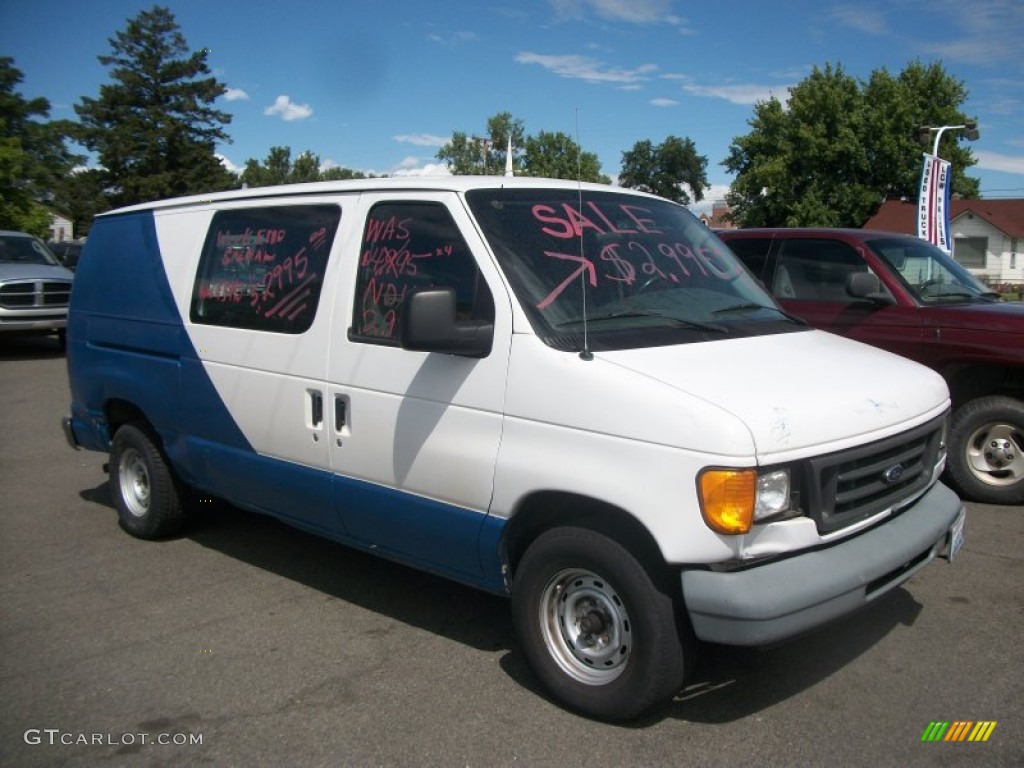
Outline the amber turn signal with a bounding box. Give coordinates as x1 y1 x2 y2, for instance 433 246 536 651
698 469 757 534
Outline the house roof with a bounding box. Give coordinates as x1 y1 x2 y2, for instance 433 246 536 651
864 198 1024 238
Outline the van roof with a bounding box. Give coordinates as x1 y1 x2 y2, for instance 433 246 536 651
99 176 652 217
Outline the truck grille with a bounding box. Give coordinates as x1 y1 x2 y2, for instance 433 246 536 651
0 281 72 308
804 415 946 535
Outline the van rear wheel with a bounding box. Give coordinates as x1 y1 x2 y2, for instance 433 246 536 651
511 527 688 721
109 423 186 539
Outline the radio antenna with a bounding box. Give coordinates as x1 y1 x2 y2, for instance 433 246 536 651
575 108 593 361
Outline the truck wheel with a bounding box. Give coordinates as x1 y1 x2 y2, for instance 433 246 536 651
948 396 1024 505
109 423 186 539
511 527 688 721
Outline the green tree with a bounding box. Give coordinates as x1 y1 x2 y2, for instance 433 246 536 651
865 61 979 201
74 6 234 207
320 165 370 181
239 146 370 186
437 112 526 174
619 135 708 205
0 57 81 235
55 169 109 238
523 130 610 183
723 61 979 228
290 151 321 183
240 146 294 187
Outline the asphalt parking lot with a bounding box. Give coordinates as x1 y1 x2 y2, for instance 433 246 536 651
1 333 1021 767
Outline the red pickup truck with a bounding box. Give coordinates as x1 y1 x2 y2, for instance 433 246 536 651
719 227 1024 505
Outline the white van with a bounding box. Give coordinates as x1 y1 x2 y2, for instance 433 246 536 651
63 177 965 721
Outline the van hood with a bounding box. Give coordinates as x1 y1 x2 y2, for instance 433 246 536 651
599 329 949 461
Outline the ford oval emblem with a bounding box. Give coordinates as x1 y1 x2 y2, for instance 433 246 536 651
882 463 905 484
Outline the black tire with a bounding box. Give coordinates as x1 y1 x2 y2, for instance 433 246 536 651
109 422 187 539
947 395 1024 505
511 527 689 721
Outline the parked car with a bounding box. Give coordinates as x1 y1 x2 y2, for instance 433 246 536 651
719 227 1024 505
47 240 85 270
0 230 74 345
63 181 963 720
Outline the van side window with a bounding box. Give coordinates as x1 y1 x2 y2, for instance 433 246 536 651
351 202 494 343
191 205 341 333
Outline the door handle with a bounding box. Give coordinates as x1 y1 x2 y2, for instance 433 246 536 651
310 391 323 427
335 397 347 430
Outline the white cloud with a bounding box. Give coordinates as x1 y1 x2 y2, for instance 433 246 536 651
650 97 678 107
223 88 250 102
549 0 684 26
827 5 890 37
393 133 449 147
264 95 313 122
918 0 1024 66
217 154 242 174
516 52 657 84
391 162 453 177
974 149 1024 175
682 81 788 106
427 30 480 45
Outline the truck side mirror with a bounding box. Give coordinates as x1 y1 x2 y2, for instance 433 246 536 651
399 287 493 358
846 272 895 305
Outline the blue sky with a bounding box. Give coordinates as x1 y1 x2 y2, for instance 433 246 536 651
2 0 1023 213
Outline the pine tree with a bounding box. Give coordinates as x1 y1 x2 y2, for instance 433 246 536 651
74 6 234 207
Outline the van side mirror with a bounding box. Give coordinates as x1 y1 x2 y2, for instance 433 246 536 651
399 288 493 358
846 272 895 305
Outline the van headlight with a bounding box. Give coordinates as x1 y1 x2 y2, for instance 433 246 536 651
698 467 791 535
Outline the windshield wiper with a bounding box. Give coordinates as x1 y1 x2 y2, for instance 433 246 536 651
926 290 990 300
559 309 728 333
712 303 808 325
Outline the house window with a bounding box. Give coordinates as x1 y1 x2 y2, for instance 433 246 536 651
953 237 987 269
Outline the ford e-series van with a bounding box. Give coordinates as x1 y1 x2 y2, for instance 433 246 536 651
63 177 965 721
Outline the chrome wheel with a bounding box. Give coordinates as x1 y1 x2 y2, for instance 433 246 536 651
538 568 632 685
118 446 151 518
965 421 1024 487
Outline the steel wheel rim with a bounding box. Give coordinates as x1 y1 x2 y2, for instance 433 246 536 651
538 568 632 685
965 421 1024 487
118 447 151 517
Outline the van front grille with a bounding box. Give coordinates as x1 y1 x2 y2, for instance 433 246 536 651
803 415 945 535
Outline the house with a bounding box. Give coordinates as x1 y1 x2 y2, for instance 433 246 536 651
48 210 73 242
863 199 1024 285
697 200 737 230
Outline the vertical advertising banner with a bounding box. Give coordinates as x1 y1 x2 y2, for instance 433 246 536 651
917 153 952 253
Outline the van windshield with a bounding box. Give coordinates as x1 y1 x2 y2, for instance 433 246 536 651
466 188 804 351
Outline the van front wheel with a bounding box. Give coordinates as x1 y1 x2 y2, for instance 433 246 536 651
109 423 186 539
511 527 687 721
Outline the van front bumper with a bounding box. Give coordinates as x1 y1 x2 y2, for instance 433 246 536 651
681 481 964 646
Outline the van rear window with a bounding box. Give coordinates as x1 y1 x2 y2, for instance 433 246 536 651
190 205 340 333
